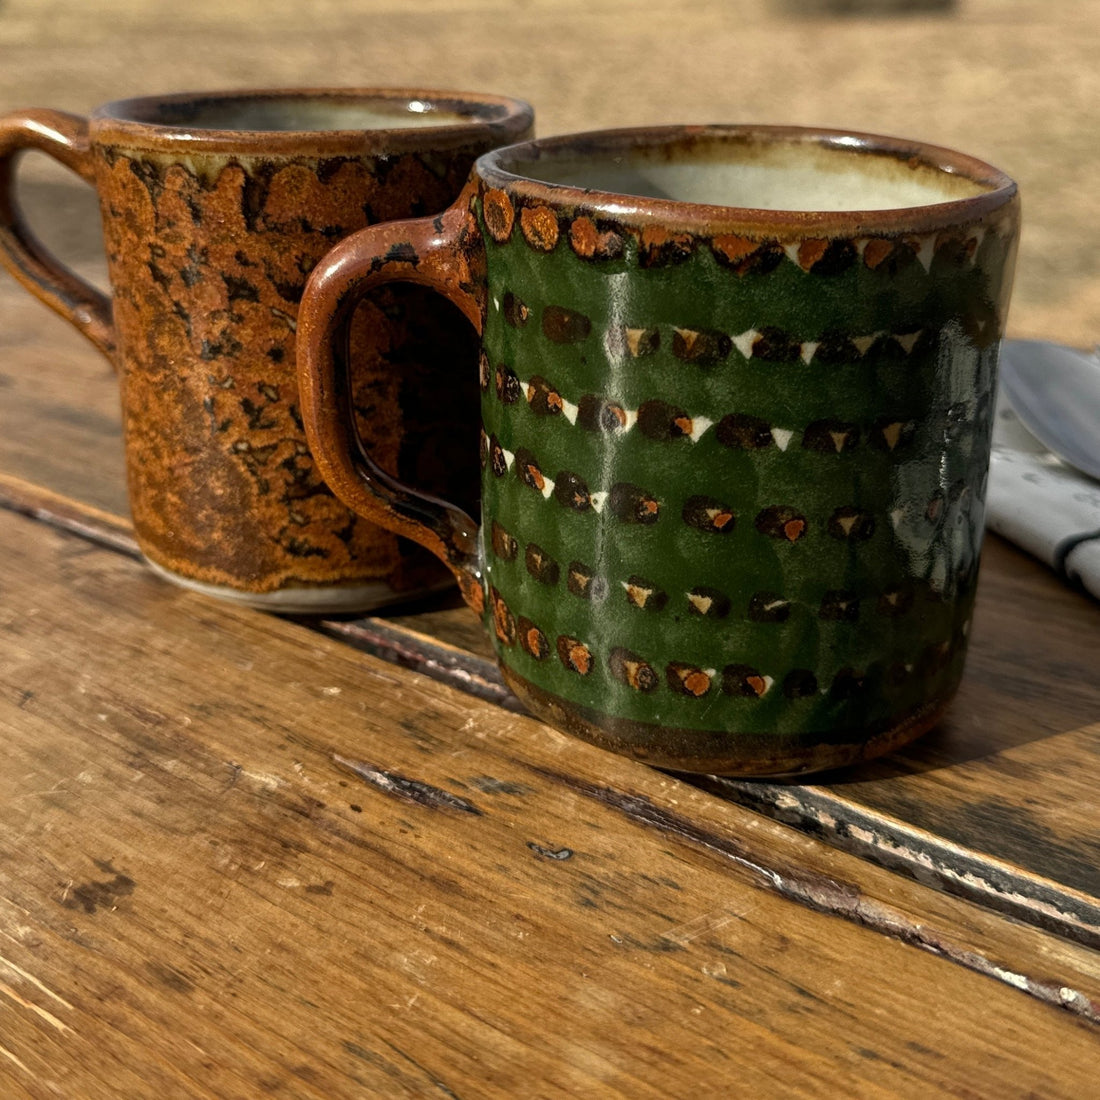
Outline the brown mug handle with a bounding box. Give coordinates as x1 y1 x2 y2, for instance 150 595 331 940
297 188 487 614
0 109 116 361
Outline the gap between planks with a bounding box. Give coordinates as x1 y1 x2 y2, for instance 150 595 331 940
1 469 1097 957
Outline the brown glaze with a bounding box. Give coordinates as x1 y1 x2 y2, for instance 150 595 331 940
99 142 484 597
0 89 533 608
498 665 951 777
296 183 488 613
0 110 114 357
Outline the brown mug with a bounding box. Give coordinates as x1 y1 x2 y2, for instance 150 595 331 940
0 88 533 611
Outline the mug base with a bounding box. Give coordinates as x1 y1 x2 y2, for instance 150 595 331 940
143 557 452 615
499 666 949 778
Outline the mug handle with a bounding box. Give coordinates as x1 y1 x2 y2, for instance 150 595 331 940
297 186 487 614
0 109 116 361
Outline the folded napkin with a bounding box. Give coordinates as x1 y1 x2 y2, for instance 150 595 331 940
986 393 1100 601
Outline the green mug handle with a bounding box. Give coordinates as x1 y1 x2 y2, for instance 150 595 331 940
297 185 487 614
0 108 116 361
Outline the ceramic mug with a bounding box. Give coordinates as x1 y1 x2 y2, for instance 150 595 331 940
0 88 533 611
297 125 1019 775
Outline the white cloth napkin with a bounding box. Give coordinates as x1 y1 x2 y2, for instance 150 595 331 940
986 393 1100 601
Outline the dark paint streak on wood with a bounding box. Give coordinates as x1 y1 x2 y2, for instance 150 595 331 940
0 480 512 710
469 776 529 796
527 842 574 860
342 1040 406 1085
538 768 1100 1025
146 960 196 994
61 859 135 914
705 777 1100 950
383 1040 464 1100
609 931 686 954
709 972 744 990
333 755 483 815
315 618 519 711
0 480 141 559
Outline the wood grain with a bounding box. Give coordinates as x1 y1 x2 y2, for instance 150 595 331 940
711 534 1100 944
3 421 1098 951
2 8 1100 1089
2 508 1100 1098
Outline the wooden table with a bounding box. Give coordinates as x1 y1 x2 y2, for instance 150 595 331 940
3 1 1100 1095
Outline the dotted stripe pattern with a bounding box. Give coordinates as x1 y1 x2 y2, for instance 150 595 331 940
486 516 926 621
479 427 972 544
488 583 964 704
483 348 932 453
502 298 941 368
480 187 997 276
474 182 1011 741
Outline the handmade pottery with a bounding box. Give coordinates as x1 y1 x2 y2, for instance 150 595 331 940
0 88 533 610
297 125 1019 775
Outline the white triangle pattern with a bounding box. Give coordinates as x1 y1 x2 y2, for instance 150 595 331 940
731 329 759 360
499 324 924 449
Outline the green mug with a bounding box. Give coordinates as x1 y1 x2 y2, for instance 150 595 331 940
297 125 1019 776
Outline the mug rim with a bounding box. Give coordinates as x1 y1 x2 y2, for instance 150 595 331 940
476 124 1018 238
89 87 534 155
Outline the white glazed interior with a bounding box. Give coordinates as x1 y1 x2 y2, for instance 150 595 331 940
526 141 994 212
123 97 472 133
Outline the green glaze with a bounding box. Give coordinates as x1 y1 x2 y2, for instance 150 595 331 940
298 124 1020 774
474 194 1016 765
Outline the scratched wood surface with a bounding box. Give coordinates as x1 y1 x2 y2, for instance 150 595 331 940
3 508 1100 1099
3 244 1099 953
3 3 1100 1092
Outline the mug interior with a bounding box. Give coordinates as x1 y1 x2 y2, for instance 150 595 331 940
108 93 503 133
489 129 1006 214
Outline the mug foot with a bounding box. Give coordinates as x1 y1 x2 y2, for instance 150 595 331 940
500 666 949 778
143 557 452 615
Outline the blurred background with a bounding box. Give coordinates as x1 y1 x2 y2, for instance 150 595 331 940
1 0 1097 345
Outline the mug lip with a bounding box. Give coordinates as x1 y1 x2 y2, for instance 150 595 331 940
88 87 534 155
477 124 1018 238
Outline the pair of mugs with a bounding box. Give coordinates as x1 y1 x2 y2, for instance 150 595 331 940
0 88 1020 776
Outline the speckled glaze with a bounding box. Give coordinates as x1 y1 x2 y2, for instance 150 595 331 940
297 125 1019 774
0 89 533 610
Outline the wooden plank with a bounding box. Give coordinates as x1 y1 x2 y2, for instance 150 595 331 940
0 473 139 560
0 167 123 519
709 534 1100 945
2 507 1100 1099
3 0 1100 957
5 463 1100 953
